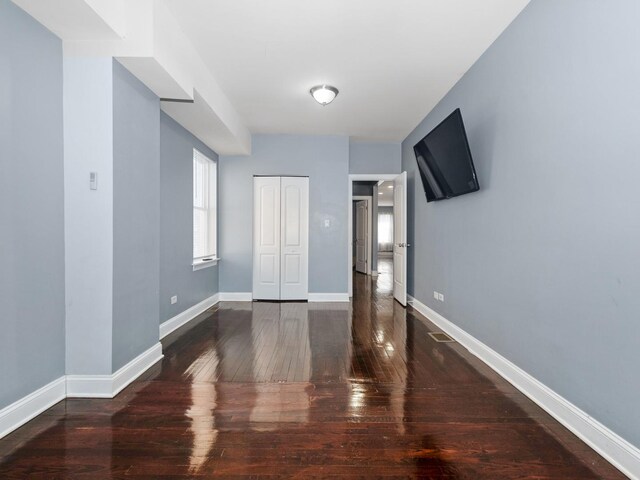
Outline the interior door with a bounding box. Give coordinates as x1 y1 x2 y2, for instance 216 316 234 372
355 200 368 274
280 177 309 300
253 177 281 300
393 172 407 306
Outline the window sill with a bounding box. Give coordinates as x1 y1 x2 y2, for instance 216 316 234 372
192 257 219 271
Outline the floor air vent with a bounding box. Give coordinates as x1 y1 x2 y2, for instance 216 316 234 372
428 332 455 343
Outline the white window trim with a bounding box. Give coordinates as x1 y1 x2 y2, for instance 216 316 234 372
193 149 218 268
192 257 219 271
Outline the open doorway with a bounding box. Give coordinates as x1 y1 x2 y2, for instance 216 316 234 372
348 173 407 306
352 196 371 275
376 180 394 291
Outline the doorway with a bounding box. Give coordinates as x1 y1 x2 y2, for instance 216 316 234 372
352 195 372 275
348 173 407 306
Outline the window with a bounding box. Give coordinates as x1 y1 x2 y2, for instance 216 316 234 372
378 210 394 252
193 149 217 268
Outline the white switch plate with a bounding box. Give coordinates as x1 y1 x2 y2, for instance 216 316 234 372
438 293 444 302
170 295 177 304
89 172 98 190
324 219 330 228
433 291 439 300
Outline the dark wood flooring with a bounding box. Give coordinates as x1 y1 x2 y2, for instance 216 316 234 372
0 259 626 478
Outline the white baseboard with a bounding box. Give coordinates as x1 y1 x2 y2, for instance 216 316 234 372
67 342 163 398
160 293 219 339
308 293 350 302
219 292 253 301
0 377 66 439
407 295 640 480
219 292 349 303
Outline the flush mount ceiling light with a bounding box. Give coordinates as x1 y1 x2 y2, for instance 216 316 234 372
310 85 339 106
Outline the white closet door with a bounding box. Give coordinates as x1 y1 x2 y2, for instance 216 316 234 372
253 177 281 300
393 171 407 306
280 177 309 300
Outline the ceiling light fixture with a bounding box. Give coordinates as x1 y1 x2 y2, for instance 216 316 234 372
310 85 339 106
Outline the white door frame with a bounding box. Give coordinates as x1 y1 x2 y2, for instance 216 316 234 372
353 195 372 276
348 174 400 297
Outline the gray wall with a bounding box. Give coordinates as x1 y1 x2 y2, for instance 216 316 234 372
220 134 349 293
112 60 160 371
0 0 65 407
349 140 401 174
160 112 219 322
402 0 640 447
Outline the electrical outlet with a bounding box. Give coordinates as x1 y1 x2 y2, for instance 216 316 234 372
433 291 439 300
438 293 444 302
170 295 177 305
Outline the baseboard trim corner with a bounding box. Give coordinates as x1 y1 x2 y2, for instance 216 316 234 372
308 293 350 302
160 293 219 339
219 292 253 301
0 377 66 439
67 342 163 399
111 342 163 396
407 295 640 480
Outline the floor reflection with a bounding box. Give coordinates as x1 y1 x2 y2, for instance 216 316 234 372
185 348 219 473
0 260 625 478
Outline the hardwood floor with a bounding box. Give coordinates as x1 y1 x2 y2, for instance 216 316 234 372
0 260 625 478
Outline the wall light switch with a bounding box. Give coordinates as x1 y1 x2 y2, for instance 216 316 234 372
171 295 177 305
433 291 439 300
89 172 98 190
324 219 331 228
438 293 444 302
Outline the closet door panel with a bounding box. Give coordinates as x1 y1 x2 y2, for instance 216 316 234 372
253 177 281 300
280 177 309 300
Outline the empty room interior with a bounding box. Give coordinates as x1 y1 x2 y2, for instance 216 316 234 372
2 0 640 478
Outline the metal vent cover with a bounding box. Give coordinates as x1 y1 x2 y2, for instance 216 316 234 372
428 332 455 343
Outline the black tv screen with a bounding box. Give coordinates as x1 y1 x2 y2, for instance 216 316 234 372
413 108 479 202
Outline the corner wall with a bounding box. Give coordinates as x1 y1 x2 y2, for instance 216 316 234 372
402 0 640 447
160 112 219 323
63 56 114 376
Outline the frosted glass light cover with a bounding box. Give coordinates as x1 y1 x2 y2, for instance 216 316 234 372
310 85 338 105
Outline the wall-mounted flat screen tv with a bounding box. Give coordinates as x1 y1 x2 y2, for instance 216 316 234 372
413 108 479 202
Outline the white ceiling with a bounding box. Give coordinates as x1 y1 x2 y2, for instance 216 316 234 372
378 181 394 206
164 0 529 142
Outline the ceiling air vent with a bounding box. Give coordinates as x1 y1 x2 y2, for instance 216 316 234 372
428 332 455 343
